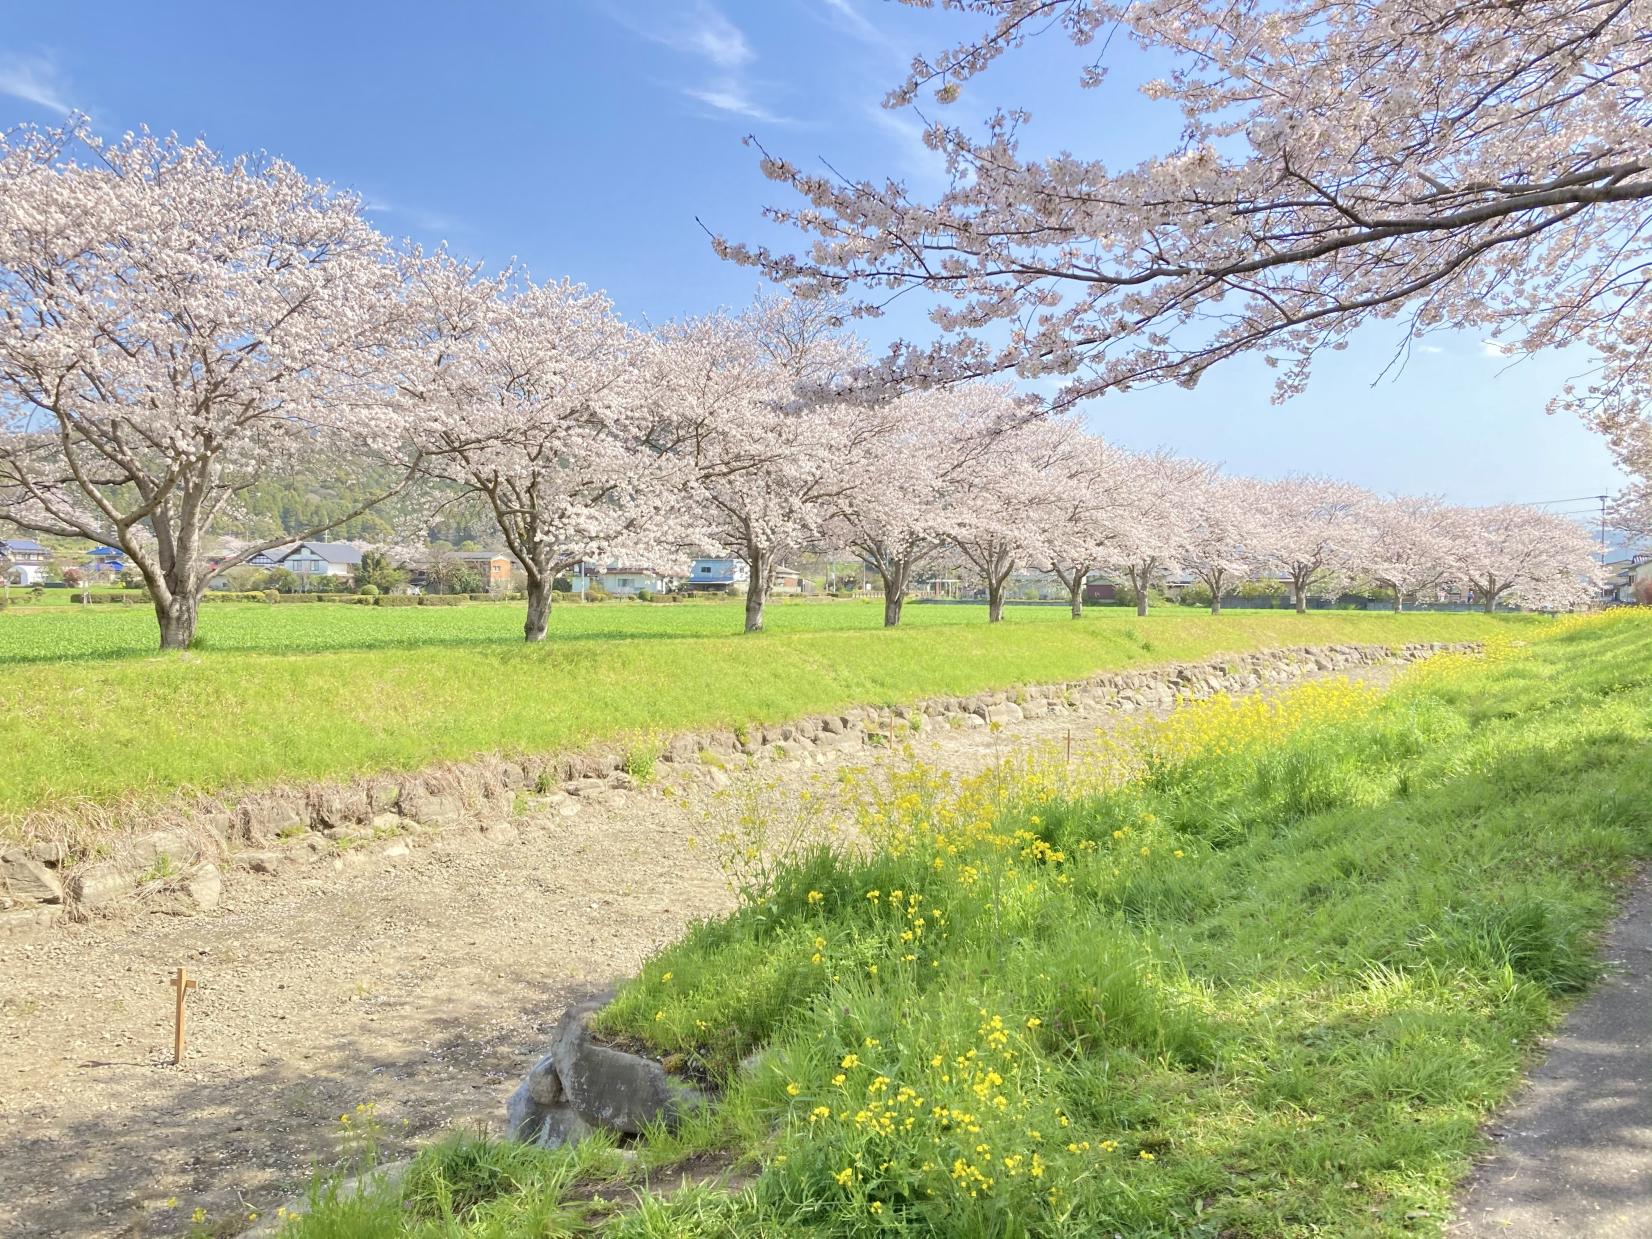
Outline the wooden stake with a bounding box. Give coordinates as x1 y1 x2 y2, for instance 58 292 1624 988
170 966 198 1066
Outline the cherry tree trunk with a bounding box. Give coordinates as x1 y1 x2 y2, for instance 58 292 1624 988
987 582 1006 623
1483 596 1497 614
155 592 200 652
1136 591 1149 617
1209 596 1223 616
745 584 768 632
1393 589 1405 613
884 592 905 627
1294 578 1308 614
524 575 554 642
1068 579 1084 618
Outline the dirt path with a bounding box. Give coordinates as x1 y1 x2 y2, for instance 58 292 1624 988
1448 874 1652 1239
0 665 1395 1239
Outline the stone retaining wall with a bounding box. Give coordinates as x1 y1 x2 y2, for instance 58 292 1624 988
0 642 1471 936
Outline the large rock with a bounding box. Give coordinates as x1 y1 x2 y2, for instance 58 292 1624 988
239 797 306 842
182 863 222 912
550 1004 675 1133
1 855 63 904
505 1080 594 1148
67 861 135 909
983 701 1024 726
128 829 193 869
312 788 370 828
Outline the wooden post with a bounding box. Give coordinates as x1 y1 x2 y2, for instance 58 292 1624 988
171 966 198 1066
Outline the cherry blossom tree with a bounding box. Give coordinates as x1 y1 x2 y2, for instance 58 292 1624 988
1179 470 1262 617
722 0 1652 519
1032 428 1132 618
1111 449 1205 617
0 124 410 650
1451 503 1601 613
404 255 684 642
826 388 966 627
1366 495 1455 612
1255 476 1375 613
650 296 866 633
944 391 1074 622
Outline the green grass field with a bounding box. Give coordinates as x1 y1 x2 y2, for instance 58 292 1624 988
276 611 1652 1238
0 600 1532 825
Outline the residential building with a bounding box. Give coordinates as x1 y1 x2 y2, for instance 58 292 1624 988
246 544 298 569
1603 554 1652 604
596 566 675 596
452 551 517 591
281 542 362 580
685 557 751 593
0 538 50 585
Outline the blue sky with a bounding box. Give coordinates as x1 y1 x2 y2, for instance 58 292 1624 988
0 0 1626 519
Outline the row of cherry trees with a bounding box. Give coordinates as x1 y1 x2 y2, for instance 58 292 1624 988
0 125 1601 651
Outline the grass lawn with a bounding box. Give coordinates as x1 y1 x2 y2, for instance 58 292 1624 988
277 611 1652 1238
0 601 1529 826
1 601 1531 826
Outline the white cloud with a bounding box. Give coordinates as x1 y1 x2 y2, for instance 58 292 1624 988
1416 343 1445 355
682 3 753 68
361 195 463 237
818 0 879 42
0 52 76 116
684 78 788 123
1481 339 1512 358
619 2 752 69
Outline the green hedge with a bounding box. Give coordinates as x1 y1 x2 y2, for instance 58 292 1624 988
375 595 420 607
419 595 464 607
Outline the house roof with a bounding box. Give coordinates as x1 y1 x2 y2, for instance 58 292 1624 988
284 542 362 565
248 543 298 563
0 538 48 554
453 550 514 563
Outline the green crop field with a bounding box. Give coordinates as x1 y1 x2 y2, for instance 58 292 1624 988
0 599 1534 826
279 611 1652 1239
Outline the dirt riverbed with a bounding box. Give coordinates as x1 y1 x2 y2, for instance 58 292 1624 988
0 663 1398 1238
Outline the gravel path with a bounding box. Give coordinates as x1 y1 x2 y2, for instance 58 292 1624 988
0 665 1395 1238
1448 874 1652 1239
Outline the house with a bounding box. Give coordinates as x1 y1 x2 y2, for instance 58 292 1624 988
82 545 128 580
0 538 50 585
772 566 806 594
452 551 517 591
1619 554 1652 605
280 542 362 580
1081 579 1118 603
246 543 298 569
685 557 751 593
596 566 674 596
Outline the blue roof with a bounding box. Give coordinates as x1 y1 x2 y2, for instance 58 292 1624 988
0 538 47 553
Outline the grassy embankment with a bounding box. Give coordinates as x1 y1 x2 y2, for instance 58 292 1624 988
273 611 1652 1238
0 601 1526 827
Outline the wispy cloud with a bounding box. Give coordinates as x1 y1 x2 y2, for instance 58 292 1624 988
362 195 464 238
610 2 792 124
684 78 788 124
680 3 753 68
818 0 880 43
1481 339 1512 358
0 52 77 116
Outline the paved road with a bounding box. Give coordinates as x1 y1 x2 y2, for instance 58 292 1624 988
1450 876 1652 1238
